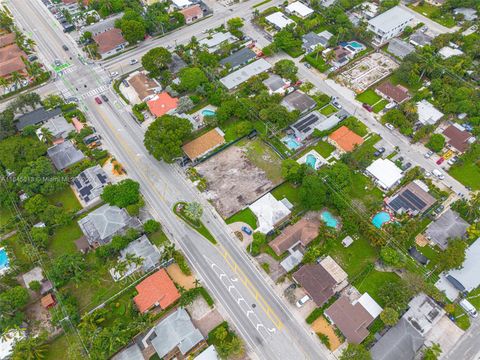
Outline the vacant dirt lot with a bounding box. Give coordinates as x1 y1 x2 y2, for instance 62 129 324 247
196 139 283 218
166 263 196 290
311 316 342 351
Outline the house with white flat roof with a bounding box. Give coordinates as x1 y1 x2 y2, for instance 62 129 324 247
249 193 291 234
285 2 314 19
366 158 403 190
438 46 464 59
265 12 295 30
220 58 272 90
416 100 444 125
367 6 413 46
199 32 238 53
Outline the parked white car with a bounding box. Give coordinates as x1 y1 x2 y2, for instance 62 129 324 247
296 295 311 308
460 299 478 318
385 123 395 131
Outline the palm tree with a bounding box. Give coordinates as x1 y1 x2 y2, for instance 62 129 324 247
11 334 49 360
0 76 10 94
10 71 24 87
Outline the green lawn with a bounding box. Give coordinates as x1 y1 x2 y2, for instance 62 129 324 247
409 3 456 28
226 208 258 230
47 187 82 213
148 229 170 247
449 162 480 190
313 141 335 158
174 202 216 244
0 234 32 267
453 304 471 330
48 221 83 258
46 333 83 360
342 117 369 137
319 104 338 116
0 207 13 232
348 172 384 212
467 287 480 310
356 89 382 106
373 99 388 113
271 182 301 207
239 138 283 184
304 51 331 73
350 134 381 166
355 269 402 307
418 244 441 271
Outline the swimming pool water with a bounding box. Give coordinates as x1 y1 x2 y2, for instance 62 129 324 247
305 154 317 168
321 211 338 228
283 136 302 150
202 109 216 117
348 41 363 49
0 249 9 270
372 211 391 228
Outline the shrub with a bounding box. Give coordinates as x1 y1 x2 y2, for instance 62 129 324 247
29 280 41 292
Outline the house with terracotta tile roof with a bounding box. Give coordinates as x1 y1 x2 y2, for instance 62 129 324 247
41 293 56 309
180 5 204 24
442 124 474 153
328 126 364 153
93 28 127 58
269 215 321 256
375 82 410 104
0 43 27 79
147 92 179 118
0 33 16 48
182 128 225 162
133 269 180 313
127 71 161 104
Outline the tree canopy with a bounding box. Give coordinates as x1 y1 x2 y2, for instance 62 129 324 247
141 47 172 77
177 67 208 92
426 134 445 153
0 136 47 173
273 59 298 82
101 179 141 208
299 174 327 210
144 114 192 163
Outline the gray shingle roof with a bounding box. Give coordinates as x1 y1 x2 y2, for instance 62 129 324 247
112 343 143 360
220 47 256 69
151 308 204 358
388 38 415 59
15 107 62 131
40 116 75 140
47 140 85 170
262 74 287 92
117 235 162 275
425 209 469 250
281 91 316 113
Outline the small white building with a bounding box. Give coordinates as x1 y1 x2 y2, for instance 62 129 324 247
199 32 238 53
438 46 464 59
171 0 192 9
249 193 291 234
285 2 314 19
265 12 295 30
367 6 413 46
366 158 403 190
416 100 444 125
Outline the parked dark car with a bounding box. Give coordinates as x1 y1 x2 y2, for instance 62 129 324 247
62 44 69 51
362 103 373 112
101 94 109 102
241 226 252 235
402 162 412 170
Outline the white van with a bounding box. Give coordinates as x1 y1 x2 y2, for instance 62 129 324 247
296 295 311 308
432 169 444 180
459 299 478 318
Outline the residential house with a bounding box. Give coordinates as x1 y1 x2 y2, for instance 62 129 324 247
112 343 144 360
328 126 364 153
180 5 203 24
147 308 205 359
249 193 291 234
375 82 410 104
220 47 257 71
365 158 403 190
285 2 314 18
82 13 122 36
133 269 180 313
331 46 353 68
147 92 178 118
265 12 295 30
127 71 162 104
41 294 56 309
169 53 188 75
325 292 382 344
262 74 290 95
294 257 347 301
15 107 63 131
171 0 193 9
47 140 85 170
78 203 142 246
445 237 480 293
362 2 379 19
387 38 415 59
93 28 127 58
385 180 436 216
72 165 110 206
425 209 469 250
302 30 333 53
195 345 219 360
290 110 346 141
269 215 321 256
409 30 433 47
281 91 316 114
439 46 464 59
182 128 225 162
442 124 474 153
453 8 478 21
367 6 414 46
199 32 238 53
220 58 272 90
36 116 75 143
370 294 463 360
0 38 27 80
416 100 444 126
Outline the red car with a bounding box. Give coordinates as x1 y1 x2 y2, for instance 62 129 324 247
94 97 102 105
436 157 444 165
362 103 373 112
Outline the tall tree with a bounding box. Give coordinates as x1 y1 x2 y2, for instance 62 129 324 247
141 47 172 77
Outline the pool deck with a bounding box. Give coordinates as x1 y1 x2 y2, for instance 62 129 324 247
297 150 328 170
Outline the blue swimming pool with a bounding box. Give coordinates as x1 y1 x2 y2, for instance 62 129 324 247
321 211 338 228
0 248 9 271
283 136 302 150
372 211 391 228
348 41 364 49
202 109 216 117
306 154 317 168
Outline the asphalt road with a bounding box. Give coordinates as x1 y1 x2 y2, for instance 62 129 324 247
8 0 332 359
444 317 480 360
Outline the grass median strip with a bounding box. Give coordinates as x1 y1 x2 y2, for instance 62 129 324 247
173 202 217 244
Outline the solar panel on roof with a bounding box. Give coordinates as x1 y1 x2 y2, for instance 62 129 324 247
79 184 93 197
73 179 82 188
293 113 319 133
403 189 426 210
96 173 107 184
388 197 404 212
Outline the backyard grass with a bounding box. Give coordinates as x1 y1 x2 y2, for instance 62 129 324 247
304 51 331 73
373 99 388 113
449 162 480 190
348 172 384 207
148 229 170 247
467 287 480 310
271 182 301 207
0 233 32 267
47 187 82 213
226 207 258 230
48 221 83 258
46 333 83 360
409 3 456 28
342 116 369 137
0 206 13 232
418 244 441 271
350 134 381 166
453 305 471 330
319 104 338 116
355 269 402 307
356 89 382 106
313 141 335 158
240 138 283 184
